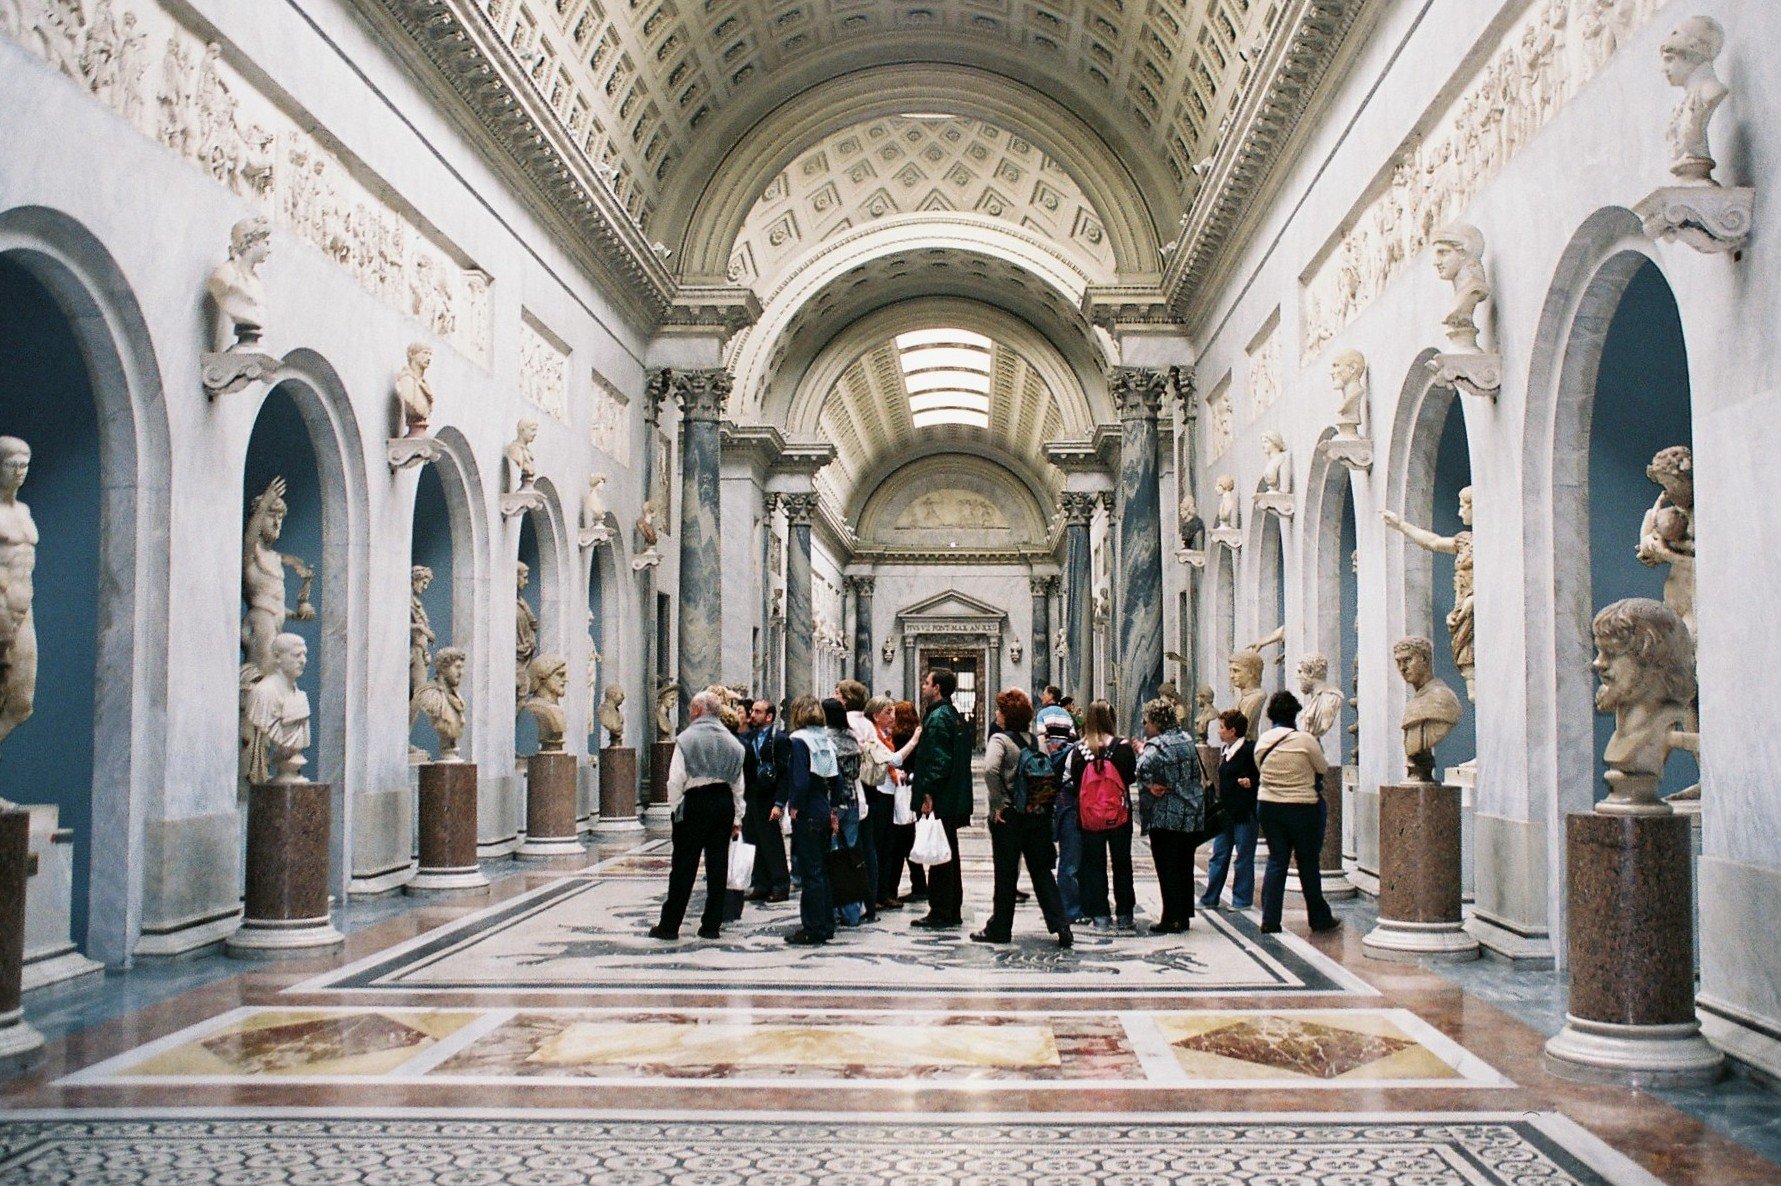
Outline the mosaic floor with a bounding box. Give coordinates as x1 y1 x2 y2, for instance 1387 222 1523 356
0 830 1774 1185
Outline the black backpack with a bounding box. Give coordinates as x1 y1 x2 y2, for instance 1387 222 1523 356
1009 733 1060 815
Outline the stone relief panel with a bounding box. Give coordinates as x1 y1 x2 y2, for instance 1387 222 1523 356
1205 373 1234 461
518 315 570 422
894 490 1010 532
1299 0 1662 362
1246 316 1281 421
856 455 1045 553
588 369 630 461
0 0 495 365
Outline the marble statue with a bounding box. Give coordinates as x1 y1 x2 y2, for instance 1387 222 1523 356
1593 598 1699 814
1177 493 1204 550
1296 654 1344 740
1214 475 1239 529
207 215 271 352
243 632 311 783
636 499 660 548
882 638 896 665
1636 446 1695 638
241 476 314 678
655 678 678 742
1394 636 1463 782
410 646 467 762
1382 487 1475 699
1052 628 1068 670
0 438 38 747
580 474 610 533
1660 16 1729 183
598 685 626 748
1259 431 1292 495
1228 650 1265 741
1250 626 1285 657
506 418 538 491
1193 686 1217 742
1432 223 1490 352
395 343 435 438
408 565 435 698
1331 349 1369 439
515 561 537 699
520 654 568 753
1009 639 1023 665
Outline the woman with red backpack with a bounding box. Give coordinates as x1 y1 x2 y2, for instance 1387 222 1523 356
1065 699 1137 933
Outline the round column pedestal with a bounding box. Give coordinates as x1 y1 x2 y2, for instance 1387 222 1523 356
595 747 643 833
0 809 43 1073
227 781 344 960
645 740 676 826
517 751 585 857
407 762 489 895
1544 811 1723 1087
1363 781 1479 963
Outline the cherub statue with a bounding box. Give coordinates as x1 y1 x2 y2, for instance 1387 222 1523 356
598 684 626 748
1659 16 1729 183
505 418 538 491
1592 598 1699 813
881 638 896 665
1432 223 1490 352
1382 487 1475 699
207 215 272 352
409 565 434 698
1636 446 1695 638
395 343 435 438
1394 636 1463 782
1331 348 1369 439
520 654 569 753
0 437 39 747
241 476 315 678
410 646 467 762
243 632 312 784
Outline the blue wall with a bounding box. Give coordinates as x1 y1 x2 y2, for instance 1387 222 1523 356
1339 484 1358 766
1429 401 1475 772
0 259 100 948
243 388 324 712
409 464 454 754
1588 261 1693 799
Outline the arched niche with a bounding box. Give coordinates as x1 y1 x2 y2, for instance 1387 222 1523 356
514 481 569 758
0 206 171 968
405 427 487 762
1303 430 1361 763
1252 504 1288 695
1211 544 1238 699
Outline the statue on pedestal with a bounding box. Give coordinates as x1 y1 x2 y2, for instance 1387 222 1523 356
1433 223 1490 353
1296 654 1344 740
1331 349 1369 440
1660 16 1729 183
579 473 612 545
0 437 38 747
408 565 434 698
1214 475 1240 530
1592 599 1698 815
1382 487 1475 700
410 646 467 762
1636 446 1695 639
1177 493 1204 550
1259 431 1292 495
520 654 569 753
655 677 678 742
395 343 435 438
515 561 537 699
1394 636 1462 782
207 215 272 353
506 418 538 491
241 476 315 678
1192 686 1218 742
243 633 312 783
1228 650 1265 741
882 638 896 665
598 685 626 748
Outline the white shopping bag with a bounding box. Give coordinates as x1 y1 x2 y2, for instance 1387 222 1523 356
910 816 950 866
780 808 793 836
726 837 756 891
893 784 915 826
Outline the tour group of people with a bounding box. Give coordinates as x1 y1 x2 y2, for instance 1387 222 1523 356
645 671 1344 947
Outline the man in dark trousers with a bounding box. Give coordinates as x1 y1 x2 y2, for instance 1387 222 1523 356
742 697 791 902
911 667 974 929
649 690 746 941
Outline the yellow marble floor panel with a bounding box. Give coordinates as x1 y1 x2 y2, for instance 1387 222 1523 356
121 1010 480 1078
527 1021 1061 1070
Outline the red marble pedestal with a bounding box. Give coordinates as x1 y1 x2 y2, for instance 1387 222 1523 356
596 747 643 833
646 740 675 825
0 808 43 1070
1362 781 1479 963
227 781 344 959
407 762 490 895
1317 778 1356 899
518 751 585 857
1544 811 1723 1086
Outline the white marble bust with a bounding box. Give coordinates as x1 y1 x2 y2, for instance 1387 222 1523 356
1213 475 1240 529
244 632 312 783
506 418 538 491
1330 349 1369 440
1660 16 1729 183
410 646 467 762
1259 430 1292 495
520 654 569 753
1593 598 1698 811
580 473 610 532
1432 223 1490 352
598 685 626 748
207 216 272 353
1296 654 1344 741
1394 636 1462 781
395 343 435 438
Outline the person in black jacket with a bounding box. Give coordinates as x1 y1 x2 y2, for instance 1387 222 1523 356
742 698 791 901
1200 709 1260 910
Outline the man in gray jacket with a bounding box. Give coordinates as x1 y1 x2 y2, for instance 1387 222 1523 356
649 690 746 941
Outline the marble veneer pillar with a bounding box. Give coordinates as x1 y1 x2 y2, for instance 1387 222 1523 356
0 807 43 1069
668 369 730 707
1361 779 1479 963
226 780 345 959
849 576 875 683
1545 810 1723 1086
1113 368 1167 733
595 745 643 833
782 493 817 701
1060 492 1096 700
407 762 490 895
1030 576 1055 692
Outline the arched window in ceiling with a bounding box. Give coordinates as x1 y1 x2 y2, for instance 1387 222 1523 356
897 329 991 429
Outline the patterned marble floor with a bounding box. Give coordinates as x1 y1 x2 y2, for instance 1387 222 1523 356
0 830 1775 1185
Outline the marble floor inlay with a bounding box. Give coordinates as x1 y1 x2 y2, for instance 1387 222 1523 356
0 1111 1668 1186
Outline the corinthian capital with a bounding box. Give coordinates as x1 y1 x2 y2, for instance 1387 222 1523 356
781 492 818 525
646 368 732 422
1029 575 1058 597
1060 491 1099 524
845 576 877 598
1112 367 1169 420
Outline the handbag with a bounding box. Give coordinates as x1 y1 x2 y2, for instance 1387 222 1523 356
726 837 756 891
1201 788 1234 836
825 843 871 905
909 816 951 865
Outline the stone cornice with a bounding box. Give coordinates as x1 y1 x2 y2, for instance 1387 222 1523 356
719 422 786 469
770 441 839 482
1044 426 1122 475
663 286 763 341
1162 0 1376 320
1081 286 1176 331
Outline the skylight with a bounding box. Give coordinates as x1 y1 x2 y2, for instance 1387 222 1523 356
896 329 993 429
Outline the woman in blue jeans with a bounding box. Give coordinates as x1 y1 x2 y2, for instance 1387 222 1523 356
775 695 836 945
1201 709 1259 910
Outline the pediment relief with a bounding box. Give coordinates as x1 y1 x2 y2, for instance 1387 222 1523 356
896 589 1008 624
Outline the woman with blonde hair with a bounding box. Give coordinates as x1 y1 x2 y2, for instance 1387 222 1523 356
773 694 836 945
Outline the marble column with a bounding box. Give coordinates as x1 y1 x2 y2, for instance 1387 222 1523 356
849 576 875 683
782 493 817 701
667 369 729 709
1114 368 1167 733
1030 576 1055 692
1060 492 1096 699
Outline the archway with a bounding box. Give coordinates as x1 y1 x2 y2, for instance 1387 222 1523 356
408 463 454 758
1304 433 1361 765
1254 508 1288 696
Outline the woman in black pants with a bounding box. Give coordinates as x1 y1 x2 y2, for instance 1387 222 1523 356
1254 691 1340 935
1066 699 1137 933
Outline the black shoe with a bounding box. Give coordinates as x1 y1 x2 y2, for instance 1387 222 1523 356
1057 928 1073 949
765 892 789 903
970 930 1011 944
647 925 677 941
906 889 929 901
785 929 827 945
1259 922 1282 934
697 926 721 939
743 891 771 902
878 898 905 911
911 915 942 929
1310 918 1343 934
1014 890 1031 903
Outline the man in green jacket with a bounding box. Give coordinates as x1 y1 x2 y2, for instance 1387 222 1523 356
912 667 974 929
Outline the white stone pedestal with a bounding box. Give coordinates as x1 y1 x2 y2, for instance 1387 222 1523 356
1446 760 1477 907
22 805 102 994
